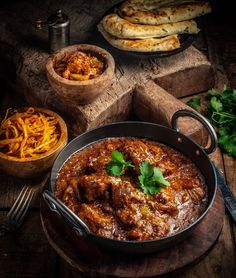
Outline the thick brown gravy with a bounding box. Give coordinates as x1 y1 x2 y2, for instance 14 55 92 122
55 138 207 241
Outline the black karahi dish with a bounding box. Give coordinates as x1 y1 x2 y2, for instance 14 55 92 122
42 110 217 254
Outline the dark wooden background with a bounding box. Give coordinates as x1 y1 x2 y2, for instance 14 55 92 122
0 0 236 277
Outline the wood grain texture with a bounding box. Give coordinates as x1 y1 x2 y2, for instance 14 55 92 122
0 1 235 278
0 211 57 278
133 80 208 146
40 189 224 277
155 64 215 98
0 172 50 209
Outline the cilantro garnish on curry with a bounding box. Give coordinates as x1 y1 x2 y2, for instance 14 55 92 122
138 161 170 194
106 150 134 176
106 150 170 194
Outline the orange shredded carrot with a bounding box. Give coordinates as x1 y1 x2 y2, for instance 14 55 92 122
0 107 60 158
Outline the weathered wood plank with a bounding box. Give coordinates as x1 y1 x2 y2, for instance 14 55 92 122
58 259 93 278
178 216 236 278
0 211 57 278
0 171 49 209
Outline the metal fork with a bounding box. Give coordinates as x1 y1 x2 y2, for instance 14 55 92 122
0 186 35 237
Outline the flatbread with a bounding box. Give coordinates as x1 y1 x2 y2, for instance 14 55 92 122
125 0 196 10
97 23 180 52
102 13 199 39
119 1 211 25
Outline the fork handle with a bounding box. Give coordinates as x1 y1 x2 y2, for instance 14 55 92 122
42 190 90 236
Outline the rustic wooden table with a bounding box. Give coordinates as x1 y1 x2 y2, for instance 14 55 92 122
0 0 236 277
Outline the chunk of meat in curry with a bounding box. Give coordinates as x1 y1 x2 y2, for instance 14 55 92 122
55 138 207 241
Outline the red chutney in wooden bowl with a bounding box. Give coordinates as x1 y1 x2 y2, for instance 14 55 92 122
55 138 207 241
54 51 105 81
46 44 115 105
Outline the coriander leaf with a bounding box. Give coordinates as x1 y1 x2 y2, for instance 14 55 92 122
142 182 162 194
138 176 162 194
218 126 228 137
233 89 236 98
138 174 145 185
138 161 170 194
124 161 134 168
218 127 236 157
208 86 236 157
152 168 170 186
106 150 134 176
140 160 153 178
221 90 236 112
209 88 218 96
139 184 149 194
111 150 125 164
210 96 223 112
187 98 201 109
147 184 162 194
106 161 124 176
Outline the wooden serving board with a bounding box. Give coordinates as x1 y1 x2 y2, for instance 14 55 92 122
40 189 224 278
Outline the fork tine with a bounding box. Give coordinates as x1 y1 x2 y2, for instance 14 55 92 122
0 221 11 231
14 188 34 224
17 191 35 225
7 186 28 218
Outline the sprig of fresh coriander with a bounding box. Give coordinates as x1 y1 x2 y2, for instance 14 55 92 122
208 84 236 157
106 150 134 176
138 161 170 194
186 84 236 157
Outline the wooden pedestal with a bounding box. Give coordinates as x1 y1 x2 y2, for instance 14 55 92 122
41 189 224 277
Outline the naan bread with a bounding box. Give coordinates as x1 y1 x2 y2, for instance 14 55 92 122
97 23 180 52
119 1 211 25
126 0 196 10
102 13 199 39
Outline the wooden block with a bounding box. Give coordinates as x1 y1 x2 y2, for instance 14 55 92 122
154 46 215 98
133 80 208 146
16 71 134 136
73 79 134 135
155 64 214 98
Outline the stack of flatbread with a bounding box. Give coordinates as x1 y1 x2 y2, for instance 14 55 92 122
98 0 211 52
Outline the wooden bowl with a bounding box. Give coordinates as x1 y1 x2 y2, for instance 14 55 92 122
0 108 68 178
46 44 115 105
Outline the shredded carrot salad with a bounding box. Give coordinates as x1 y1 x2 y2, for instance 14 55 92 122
0 108 60 158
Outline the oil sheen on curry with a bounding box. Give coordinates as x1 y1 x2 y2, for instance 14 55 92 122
55 138 207 241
